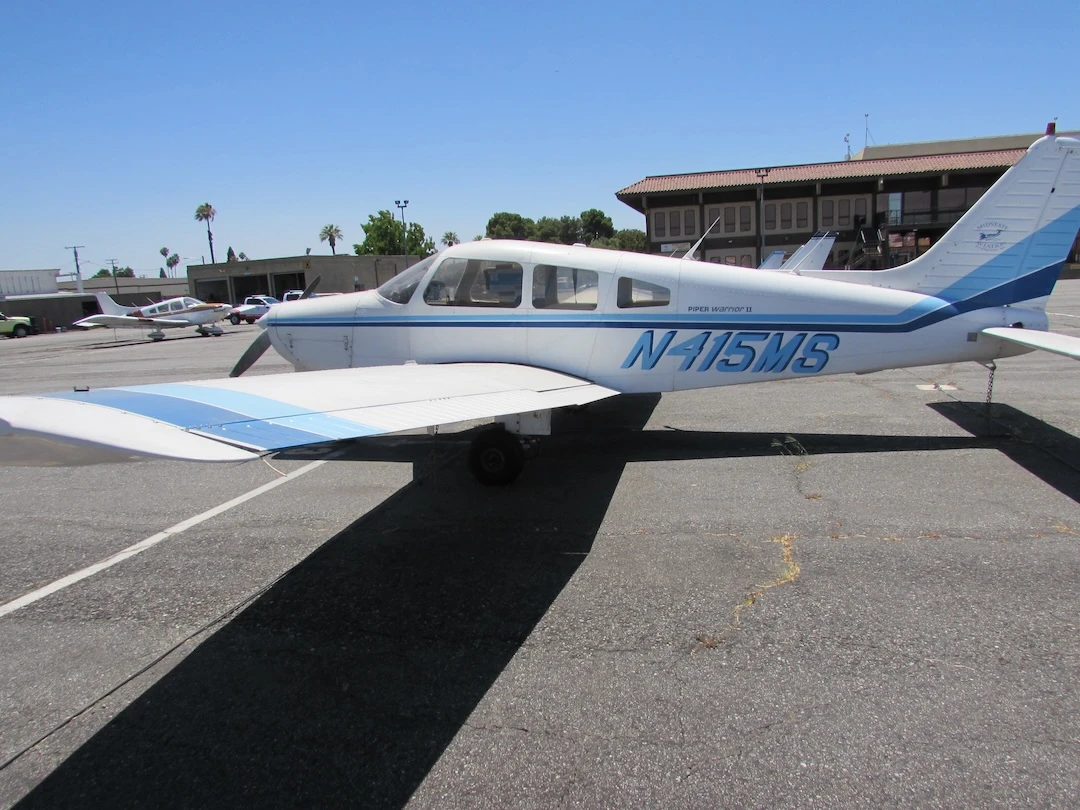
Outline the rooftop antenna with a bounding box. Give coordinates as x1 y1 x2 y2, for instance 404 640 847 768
864 113 876 149
844 133 852 161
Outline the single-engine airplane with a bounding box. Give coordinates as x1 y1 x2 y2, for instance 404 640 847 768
2 125 1079 484
74 292 231 340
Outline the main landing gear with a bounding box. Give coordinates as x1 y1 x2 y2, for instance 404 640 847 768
196 325 224 337
465 410 549 486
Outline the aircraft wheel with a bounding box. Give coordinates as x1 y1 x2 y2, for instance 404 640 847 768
246 318 257 324
229 314 241 325
468 429 525 486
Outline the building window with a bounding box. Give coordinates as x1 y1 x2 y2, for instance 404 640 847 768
669 211 681 237
617 277 670 308
725 207 736 233
780 202 792 230
724 256 736 265
838 199 851 227
821 199 834 227
796 201 808 229
740 254 753 267
684 209 696 237
739 206 751 232
854 198 867 226
653 211 666 238
764 203 776 231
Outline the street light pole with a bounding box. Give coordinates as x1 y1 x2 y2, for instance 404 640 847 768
755 168 770 266
394 199 409 268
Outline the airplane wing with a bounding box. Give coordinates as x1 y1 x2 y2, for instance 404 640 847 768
982 327 1080 361
74 314 196 329
0 363 619 466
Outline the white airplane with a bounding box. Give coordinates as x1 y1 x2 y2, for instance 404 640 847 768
756 232 837 271
2 125 1079 484
74 292 232 340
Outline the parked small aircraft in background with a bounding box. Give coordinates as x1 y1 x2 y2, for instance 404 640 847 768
74 293 231 340
2 125 1079 484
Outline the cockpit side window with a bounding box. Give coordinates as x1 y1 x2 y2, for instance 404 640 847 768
376 253 440 304
616 277 671 308
423 258 522 308
169 300 184 312
532 265 598 310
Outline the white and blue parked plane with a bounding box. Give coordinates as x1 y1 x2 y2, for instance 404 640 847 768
1 125 1079 484
74 292 232 340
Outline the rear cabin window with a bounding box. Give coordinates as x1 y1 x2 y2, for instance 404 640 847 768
617 277 670 308
423 258 523 307
532 265 599 310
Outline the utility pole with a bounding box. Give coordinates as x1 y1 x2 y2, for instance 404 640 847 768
65 245 85 294
106 259 120 297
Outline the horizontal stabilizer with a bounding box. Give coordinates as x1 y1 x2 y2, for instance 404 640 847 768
0 363 619 466
983 327 1080 360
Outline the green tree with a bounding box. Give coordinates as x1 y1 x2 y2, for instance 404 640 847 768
226 246 237 262
441 231 460 247
115 266 135 277
320 224 343 255
353 210 435 257
580 208 615 243
166 253 180 276
531 217 562 243
486 212 534 240
238 252 248 261
590 228 648 253
159 268 167 278
159 246 169 263
92 268 111 279
194 202 216 263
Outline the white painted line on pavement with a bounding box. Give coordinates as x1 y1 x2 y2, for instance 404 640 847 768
0 455 337 619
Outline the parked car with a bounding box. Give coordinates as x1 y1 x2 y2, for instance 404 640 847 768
229 295 280 324
0 312 32 338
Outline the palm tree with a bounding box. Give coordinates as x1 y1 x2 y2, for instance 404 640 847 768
166 253 180 277
194 203 216 264
160 246 169 261
320 224 343 255
441 231 460 247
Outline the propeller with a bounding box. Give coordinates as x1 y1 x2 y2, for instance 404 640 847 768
229 275 320 378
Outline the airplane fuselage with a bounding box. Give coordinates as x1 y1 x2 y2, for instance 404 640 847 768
264 241 1037 394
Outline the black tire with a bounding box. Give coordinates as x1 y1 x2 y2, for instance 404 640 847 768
468 429 525 486
246 318 257 324
12 325 28 338
229 314 241 325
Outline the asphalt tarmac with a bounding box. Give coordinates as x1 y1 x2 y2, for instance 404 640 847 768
0 290 1078 809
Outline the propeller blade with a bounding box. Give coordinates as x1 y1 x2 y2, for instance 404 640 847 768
300 275 321 299
229 330 272 378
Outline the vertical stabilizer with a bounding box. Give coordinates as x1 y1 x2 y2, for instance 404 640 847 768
95 292 136 316
874 129 1080 306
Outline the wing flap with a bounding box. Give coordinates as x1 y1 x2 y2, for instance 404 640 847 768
983 327 1080 360
0 363 618 465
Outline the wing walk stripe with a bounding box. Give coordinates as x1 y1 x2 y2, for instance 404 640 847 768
44 389 349 451
121 383 376 438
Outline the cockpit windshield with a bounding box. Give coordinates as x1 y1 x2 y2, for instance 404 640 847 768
376 252 440 304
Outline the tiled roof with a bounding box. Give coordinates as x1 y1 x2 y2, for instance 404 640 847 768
615 148 1026 197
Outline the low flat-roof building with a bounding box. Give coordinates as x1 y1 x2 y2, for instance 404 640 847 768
186 254 413 305
616 130 1080 271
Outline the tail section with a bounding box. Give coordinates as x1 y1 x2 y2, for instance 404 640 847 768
809 125 1080 309
95 292 135 316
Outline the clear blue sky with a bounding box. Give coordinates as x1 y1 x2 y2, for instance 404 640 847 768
2 0 1077 277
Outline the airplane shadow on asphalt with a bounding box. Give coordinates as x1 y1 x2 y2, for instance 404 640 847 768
17 397 1076 808
18 395 665 809
929 400 1080 504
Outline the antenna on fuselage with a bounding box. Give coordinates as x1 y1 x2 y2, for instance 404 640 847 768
684 214 722 262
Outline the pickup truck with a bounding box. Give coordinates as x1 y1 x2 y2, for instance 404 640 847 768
229 295 280 324
0 312 32 338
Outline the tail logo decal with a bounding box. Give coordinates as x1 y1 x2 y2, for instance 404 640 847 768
975 221 1008 251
